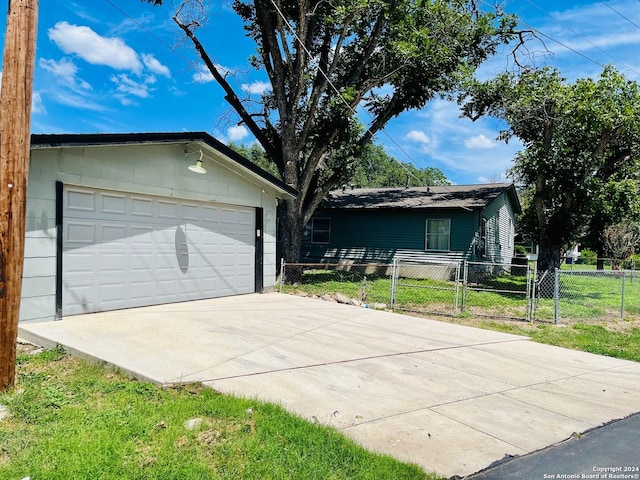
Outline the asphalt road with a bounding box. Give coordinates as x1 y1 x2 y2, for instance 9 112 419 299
466 412 640 480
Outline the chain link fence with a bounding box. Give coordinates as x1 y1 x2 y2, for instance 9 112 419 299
279 262 394 308
279 259 640 324
460 261 535 321
536 268 640 324
279 259 535 321
390 259 462 317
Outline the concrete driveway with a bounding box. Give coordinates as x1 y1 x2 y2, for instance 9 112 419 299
18 293 640 478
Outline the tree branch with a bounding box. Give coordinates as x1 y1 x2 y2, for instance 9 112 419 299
173 12 281 161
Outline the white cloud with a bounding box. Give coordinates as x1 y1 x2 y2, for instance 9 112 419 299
405 130 430 145
193 64 231 83
241 81 271 95
32 92 45 114
227 125 249 142
193 70 214 83
110 74 156 99
142 54 171 78
48 21 143 73
53 90 108 111
39 58 92 90
464 134 497 150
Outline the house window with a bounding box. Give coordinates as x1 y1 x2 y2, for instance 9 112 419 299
307 218 331 244
425 218 450 251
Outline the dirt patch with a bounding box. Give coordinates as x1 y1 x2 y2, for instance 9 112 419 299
16 340 45 356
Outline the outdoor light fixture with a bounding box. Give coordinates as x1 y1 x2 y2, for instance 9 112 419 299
187 150 207 174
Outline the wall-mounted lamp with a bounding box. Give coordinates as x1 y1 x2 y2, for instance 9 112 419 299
186 150 207 174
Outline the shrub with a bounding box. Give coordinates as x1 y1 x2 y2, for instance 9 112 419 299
579 248 597 265
514 245 527 256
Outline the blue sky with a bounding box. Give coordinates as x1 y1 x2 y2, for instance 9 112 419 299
2 0 640 184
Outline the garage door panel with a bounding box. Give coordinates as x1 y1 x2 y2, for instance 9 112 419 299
157 279 177 296
66 221 95 245
180 204 200 221
101 193 127 215
64 284 93 313
131 197 154 218
130 253 154 272
63 186 255 315
100 224 128 244
100 253 127 274
237 274 253 290
66 189 96 213
237 210 253 225
157 200 178 220
130 281 156 301
64 251 95 274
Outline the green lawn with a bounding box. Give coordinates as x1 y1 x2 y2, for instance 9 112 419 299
0 347 436 480
476 322 640 363
283 267 640 323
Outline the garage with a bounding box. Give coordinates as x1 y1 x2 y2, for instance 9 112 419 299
21 132 297 323
62 186 256 315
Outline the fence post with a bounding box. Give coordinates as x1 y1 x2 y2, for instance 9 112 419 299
554 268 560 325
453 261 461 316
279 258 285 293
621 270 626 319
390 257 398 310
461 260 468 314
525 262 534 322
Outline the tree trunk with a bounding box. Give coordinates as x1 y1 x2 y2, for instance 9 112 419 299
537 239 562 299
596 241 605 270
280 199 304 264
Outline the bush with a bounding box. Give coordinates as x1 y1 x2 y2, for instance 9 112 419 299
622 253 640 270
579 248 597 265
514 245 527 256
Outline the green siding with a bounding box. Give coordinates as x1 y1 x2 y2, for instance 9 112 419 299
302 208 480 263
482 191 517 263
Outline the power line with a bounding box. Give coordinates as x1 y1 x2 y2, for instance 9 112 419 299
520 0 640 79
598 0 640 31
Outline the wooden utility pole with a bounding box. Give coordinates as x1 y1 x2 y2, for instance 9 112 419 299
0 0 38 392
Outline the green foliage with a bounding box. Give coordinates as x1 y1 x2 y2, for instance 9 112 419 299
463 66 640 271
579 248 597 265
228 142 281 179
229 141 449 188
0 350 434 480
350 144 449 187
514 245 527 256
623 253 640 270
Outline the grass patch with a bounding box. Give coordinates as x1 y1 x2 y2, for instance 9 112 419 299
283 267 640 323
0 348 436 480
476 322 640 363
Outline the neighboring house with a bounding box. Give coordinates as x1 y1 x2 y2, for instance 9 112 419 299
21 132 296 322
301 183 521 265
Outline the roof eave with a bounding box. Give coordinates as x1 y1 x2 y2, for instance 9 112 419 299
30 132 298 200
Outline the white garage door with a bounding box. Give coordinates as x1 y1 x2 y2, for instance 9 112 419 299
62 186 255 315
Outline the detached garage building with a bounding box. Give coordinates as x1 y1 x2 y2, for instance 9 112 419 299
21 132 296 322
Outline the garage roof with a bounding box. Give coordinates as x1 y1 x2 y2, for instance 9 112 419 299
31 132 298 199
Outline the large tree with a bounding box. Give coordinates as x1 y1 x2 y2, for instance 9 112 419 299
144 0 518 261
462 66 640 271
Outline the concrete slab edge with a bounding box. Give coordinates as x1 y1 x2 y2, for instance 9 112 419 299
460 411 640 480
17 327 162 387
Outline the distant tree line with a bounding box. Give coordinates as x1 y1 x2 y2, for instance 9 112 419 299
230 142 449 188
